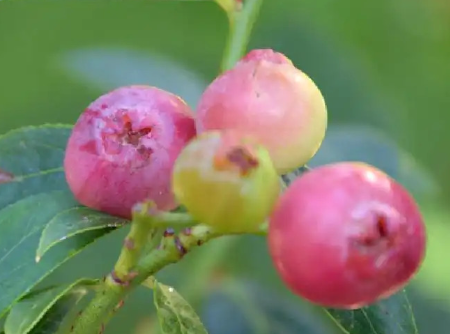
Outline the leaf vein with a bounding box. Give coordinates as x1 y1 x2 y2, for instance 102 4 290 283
361 308 380 334
0 226 41 267
14 167 64 182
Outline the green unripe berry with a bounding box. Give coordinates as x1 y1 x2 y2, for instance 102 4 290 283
172 130 280 233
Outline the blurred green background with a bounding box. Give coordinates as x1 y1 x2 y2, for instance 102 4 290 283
1 0 449 333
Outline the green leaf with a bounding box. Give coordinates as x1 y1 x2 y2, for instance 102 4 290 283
37 207 128 261
0 190 116 317
153 279 208 334
0 125 72 211
4 279 97 334
28 288 87 334
202 279 329 334
325 290 419 334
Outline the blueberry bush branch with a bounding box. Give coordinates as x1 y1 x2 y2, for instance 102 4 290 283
70 209 268 334
109 202 198 287
70 210 219 334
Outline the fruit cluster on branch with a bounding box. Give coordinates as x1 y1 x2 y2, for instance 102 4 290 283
64 48 426 316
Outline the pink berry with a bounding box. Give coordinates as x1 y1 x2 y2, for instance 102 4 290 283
267 162 426 309
196 48 327 174
64 85 196 218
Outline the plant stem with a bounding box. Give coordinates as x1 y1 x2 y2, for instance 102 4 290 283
112 215 153 283
70 225 220 334
220 0 264 71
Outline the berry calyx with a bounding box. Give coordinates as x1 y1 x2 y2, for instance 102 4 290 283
172 130 280 233
196 48 327 174
64 85 197 218
267 162 426 309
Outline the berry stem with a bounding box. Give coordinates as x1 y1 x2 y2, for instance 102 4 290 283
220 0 264 71
135 209 199 230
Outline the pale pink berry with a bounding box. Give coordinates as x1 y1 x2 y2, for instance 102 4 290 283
196 48 327 174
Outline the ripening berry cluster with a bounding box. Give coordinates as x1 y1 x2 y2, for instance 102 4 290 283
64 49 426 309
